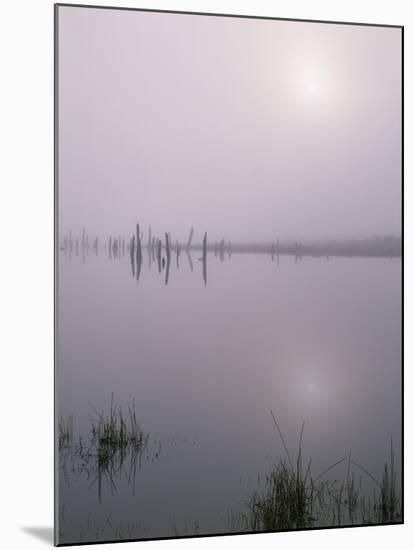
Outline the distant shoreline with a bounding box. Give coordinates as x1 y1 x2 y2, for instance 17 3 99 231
60 233 402 259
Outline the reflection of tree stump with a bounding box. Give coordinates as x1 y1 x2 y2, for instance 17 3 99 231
219 239 225 262
165 233 171 285
157 239 162 273
130 236 136 277
165 233 171 261
130 235 135 260
176 240 180 268
186 227 194 251
151 237 156 261
136 224 142 267
147 226 152 250
186 249 193 272
202 232 207 286
276 238 280 266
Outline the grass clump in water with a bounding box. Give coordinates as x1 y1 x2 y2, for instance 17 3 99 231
248 413 316 530
89 394 148 467
352 440 401 524
249 459 315 530
86 394 151 502
58 415 74 450
247 411 402 531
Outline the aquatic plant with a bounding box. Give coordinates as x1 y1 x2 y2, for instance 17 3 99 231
247 412 402 531
58 415 74 450
89 394 147 461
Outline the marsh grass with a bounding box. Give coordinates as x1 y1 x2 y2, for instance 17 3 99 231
59 395 153 502
58 404 401 538
85 395 149 501
248 460 315 530
248 414 317 530
59 415 74 450
351 439 400 524
89 394 147 464
247 411 401 531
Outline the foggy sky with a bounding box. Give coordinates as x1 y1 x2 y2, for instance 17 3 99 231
57 7 402 242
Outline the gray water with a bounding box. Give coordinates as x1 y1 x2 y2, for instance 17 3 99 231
57 249 402 543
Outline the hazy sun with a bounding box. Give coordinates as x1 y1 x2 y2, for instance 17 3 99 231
290 54 332 107
306 79 320 94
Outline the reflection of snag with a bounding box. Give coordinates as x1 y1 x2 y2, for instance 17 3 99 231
219 239 225 262
151 237 156 261
276 237 280 267
147 227 152 269
157 239 162 273
147 226 152 249
165 232 171 261
202 232 207 286
136 249 141 281
112 237 118 259
186 227 194 251
165 233 171 285
130 235 135 277
136 223 142 267
186 249 193 272
176 240 180 268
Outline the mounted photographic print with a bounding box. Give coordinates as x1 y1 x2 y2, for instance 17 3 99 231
55 4 403 546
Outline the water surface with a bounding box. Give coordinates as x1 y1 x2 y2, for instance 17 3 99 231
57 250 401 543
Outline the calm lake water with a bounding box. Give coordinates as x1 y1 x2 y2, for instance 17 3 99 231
57 250 402 543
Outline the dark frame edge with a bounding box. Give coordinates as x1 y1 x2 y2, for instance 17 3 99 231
400 24 405 526
54 2 403 29
54 2 60 547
